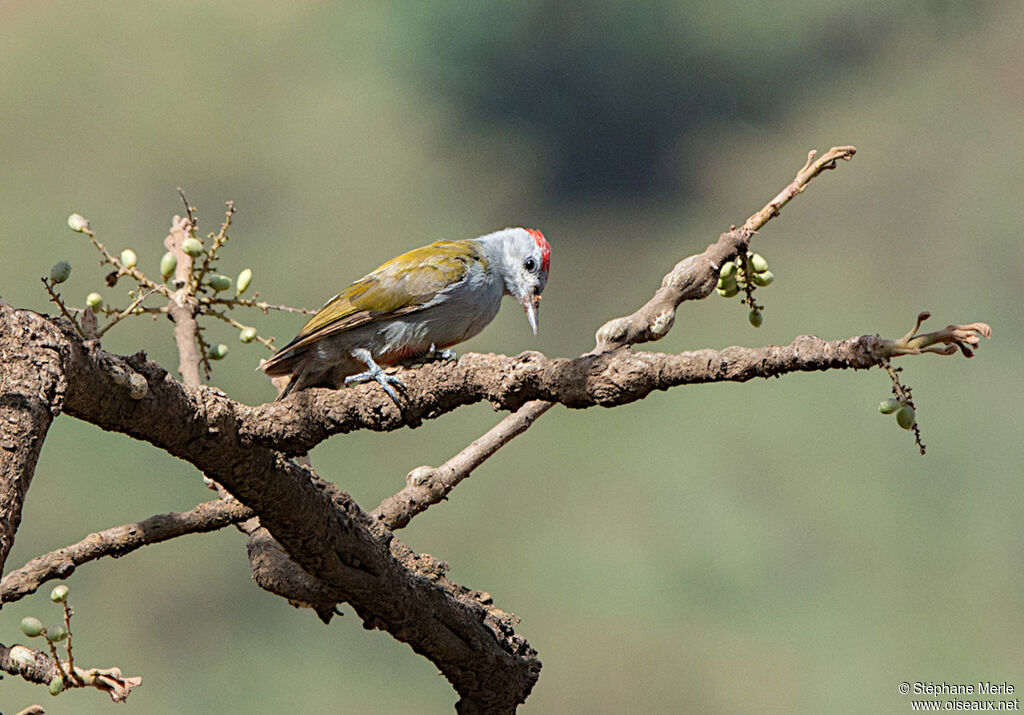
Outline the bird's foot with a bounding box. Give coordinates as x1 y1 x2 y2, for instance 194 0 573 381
425 343 458 362
346 349 405 405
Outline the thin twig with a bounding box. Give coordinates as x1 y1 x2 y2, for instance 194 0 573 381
45 635 68 682
62 600 84 685
96 288 161 338
95 304 163 317
40 278 85 338
206 308 276 350
742 146 857 235
195 322 214 381
210 296 314 314
373 400 555 529
81 225 167 295
194 200 234 289
177 187 197 235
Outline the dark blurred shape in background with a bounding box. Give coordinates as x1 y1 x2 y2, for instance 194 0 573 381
407 1 986 201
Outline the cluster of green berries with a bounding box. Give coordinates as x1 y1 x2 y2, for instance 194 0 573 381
716 251 774 327
716 252 774 296
158 241 253 298
18 584 73 695
56 211 267 365
53 214 260 348
878 398 916 430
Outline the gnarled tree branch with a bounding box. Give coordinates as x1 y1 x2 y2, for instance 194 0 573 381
0 642 141 702
0 305 68 572
0 146 992 713
238 326 987 456
0 499 253 604
372 146 860 534
0 300 541 713
593 145 856 352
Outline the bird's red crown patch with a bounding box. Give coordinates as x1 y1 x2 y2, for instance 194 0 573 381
525 228 550 274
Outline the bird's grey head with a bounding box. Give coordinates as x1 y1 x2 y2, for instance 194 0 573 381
496 227 550 334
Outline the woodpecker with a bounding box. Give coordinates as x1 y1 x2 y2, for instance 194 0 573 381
262 227 551 401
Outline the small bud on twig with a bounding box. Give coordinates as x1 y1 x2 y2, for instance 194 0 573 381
207 274 232 292
878 398 901 414
182 237 204 257
50 261 72 284
895 405 916 430
160 251 177 280
20 616 44 637
67 213 90 233
236 268 253 295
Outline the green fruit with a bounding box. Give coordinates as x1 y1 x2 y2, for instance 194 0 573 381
878 398 901 414
160 251 178 280
85 292 102 312
236 268 253 295
717 283 740 298
750 253 769 273
20 616 44 637
207 274 232 292
719 262 738 279
752 270 774 286
50 584 69 602
239 327 257 343
50 261 72 284
896 405 916 430
209 344 229 360
49 675 65 695
120 249 138 268
46 625 68 642
181 237 204 257
67 213 90 233
748 309 763 328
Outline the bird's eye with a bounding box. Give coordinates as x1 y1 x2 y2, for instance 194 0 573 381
524 257 536 272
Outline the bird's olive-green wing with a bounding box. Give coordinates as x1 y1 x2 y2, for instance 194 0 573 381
273 240 484 357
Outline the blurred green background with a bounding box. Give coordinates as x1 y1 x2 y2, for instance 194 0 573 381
2 2 1021 713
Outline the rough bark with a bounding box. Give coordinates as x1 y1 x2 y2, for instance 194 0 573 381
0 305 67 571
0 300 896 711
241 333 891 454
0 300 541 712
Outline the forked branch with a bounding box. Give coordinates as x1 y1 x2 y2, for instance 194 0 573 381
373 146 860 528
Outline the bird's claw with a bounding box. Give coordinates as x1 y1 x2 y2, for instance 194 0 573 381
425 343 458 362
347 348 405 406
345 369 405 404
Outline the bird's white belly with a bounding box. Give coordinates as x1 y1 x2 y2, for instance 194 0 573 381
375 288 503 360
312 285 503 370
